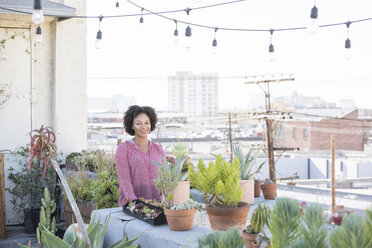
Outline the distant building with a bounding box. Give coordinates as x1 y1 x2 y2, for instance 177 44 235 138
168 71 219 116
274 109 365 151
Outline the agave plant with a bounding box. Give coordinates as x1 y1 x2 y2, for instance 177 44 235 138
153 155 187 208
18 214 141 248
233 145 265 180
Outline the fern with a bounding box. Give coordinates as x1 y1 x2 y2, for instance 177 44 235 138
269 198 301 248
290 203 327 248
188 155 242 207
329 214 372 248
198 227 244 248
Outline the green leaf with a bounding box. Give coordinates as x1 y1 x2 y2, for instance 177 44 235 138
42 227 70 248
110 232 143 248
93 214 111 248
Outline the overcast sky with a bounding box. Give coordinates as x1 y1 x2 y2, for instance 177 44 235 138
87 0 372 111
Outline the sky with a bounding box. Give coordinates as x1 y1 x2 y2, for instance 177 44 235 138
87 0 372 111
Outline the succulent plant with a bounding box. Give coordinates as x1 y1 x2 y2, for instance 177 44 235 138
246 202 271 234
233 145 265 180
170 199 205 211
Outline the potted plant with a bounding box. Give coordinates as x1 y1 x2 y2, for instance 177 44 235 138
6 145 57 233
154 155 198 231
165 199 205 231
188 154 250 231
242 202 270 248
169 142 194 205
233 145 265 204
260 178 278 200
254 179 263 197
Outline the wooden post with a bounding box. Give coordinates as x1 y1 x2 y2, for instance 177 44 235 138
0 153 6 238
331 136 335 214
266 119 276 182
228 112 233 162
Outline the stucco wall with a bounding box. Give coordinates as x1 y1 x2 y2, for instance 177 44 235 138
0 0 87 224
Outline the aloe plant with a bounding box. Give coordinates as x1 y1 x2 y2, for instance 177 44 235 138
18 214 141 248
153 155 187 208
233 145 265 180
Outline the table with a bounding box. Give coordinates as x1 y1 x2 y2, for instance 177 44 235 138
91 207 212 248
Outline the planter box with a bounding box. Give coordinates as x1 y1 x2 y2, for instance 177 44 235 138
122 199 167 225
64 199 95 228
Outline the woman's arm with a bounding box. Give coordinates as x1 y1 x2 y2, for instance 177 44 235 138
115 143 137 201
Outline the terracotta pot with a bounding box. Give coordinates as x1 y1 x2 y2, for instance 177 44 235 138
241 231 257 248
252 241 260 248
254 180 262 197
164 208 196 231
260 183 278 200
240 179 254 204
173 181 190 205
206 202 250 231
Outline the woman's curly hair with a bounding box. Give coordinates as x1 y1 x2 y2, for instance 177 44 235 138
123 105 158 136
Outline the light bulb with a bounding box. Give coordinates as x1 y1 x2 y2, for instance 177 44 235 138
32 9 44 25
211 39 218 55
173 29 179 44
308 5 318 34
36 26 42 43
96 30 102 49
185 37 192 49
269 44 275 62
345 38 351 60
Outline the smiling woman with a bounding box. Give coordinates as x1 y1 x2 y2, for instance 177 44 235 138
115 105 165 206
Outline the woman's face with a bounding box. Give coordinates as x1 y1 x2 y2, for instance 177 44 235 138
132 113 151 138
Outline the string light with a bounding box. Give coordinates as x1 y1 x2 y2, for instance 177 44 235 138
185 7 192 37
36 26 42 43
269 29 275 62
116 0 120 8
344 21 352 60
95 15 103 49
139 8 144 23
308 1 318 33
173 19 179 44
32 0 44 25
212 27 218 55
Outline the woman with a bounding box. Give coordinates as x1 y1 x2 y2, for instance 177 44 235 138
115 105 165 206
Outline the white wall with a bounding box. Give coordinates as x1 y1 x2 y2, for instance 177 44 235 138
0 0 87 224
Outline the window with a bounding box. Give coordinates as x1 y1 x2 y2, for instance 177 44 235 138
293 127 296 140
303 128 308 140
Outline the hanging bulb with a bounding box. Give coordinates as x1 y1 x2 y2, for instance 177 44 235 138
32 0 44 25
268 29 275 62
308 5 318 33
344 21 352 60
345 38 351 60
173 20 179 44
36 26 42 43
211 27 218 55
185 26 192 49
95 16 103 49
116 1 119 8
269 44 275 62
139 8 144 23
95 30 102 49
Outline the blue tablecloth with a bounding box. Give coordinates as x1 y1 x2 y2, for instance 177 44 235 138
91 207 212 248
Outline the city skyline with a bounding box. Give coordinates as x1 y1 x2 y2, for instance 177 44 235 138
87 0 372 111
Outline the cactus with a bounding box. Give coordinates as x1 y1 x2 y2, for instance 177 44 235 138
37 187 57 248
250 202 271 234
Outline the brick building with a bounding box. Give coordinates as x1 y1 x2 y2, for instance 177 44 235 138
274 109 366 151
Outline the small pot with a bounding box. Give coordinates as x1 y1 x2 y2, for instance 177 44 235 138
241 231 257 248
254 180 262 197
260 183 278 200
206 202 250 231
164 208 196 231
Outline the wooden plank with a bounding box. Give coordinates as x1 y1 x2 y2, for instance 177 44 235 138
331 136 335 214
0 153 6 238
